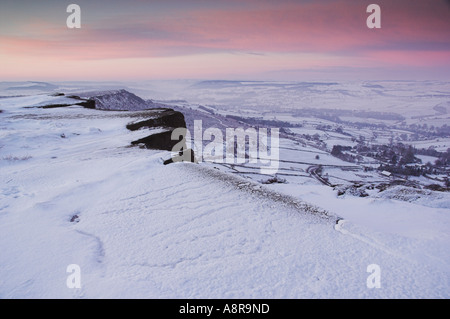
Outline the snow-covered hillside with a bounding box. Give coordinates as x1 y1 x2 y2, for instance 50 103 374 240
0 93 449 298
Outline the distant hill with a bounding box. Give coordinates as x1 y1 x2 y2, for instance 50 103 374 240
76 89 153 111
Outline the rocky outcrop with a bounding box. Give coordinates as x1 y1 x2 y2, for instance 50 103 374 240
29 93 96 109
21 88 195 163
37 89 155 110
77 89 151 111
126 109 186 131
39 100 95 109
131 130 181 151
64 95 96 109
127 108 195 163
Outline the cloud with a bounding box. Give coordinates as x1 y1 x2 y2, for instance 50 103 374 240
4 0 448 58
1 0 449 80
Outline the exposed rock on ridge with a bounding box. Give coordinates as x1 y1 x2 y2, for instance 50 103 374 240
77 89 152 111
127 109 187 151
126 108 195 163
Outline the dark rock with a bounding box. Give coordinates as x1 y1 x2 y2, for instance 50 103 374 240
33 100 95 109
127 108 188 154
126 109 186 131
164 148 196 165
40 104 71 109
127 107 198 165
77 99 96 109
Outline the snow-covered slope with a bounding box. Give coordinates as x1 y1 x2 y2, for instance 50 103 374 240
0 94 449 298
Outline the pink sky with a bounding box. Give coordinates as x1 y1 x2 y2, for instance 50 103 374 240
0 0 449 81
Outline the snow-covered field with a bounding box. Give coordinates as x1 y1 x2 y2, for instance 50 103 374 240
1 88 449 298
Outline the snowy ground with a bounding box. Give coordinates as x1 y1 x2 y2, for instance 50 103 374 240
1 94 449 299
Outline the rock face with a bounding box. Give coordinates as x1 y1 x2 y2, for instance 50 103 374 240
38 100 95 109
127 108 195 163
21 88 195 162
78 89 151 111
131 130 181 151
126 109 186 131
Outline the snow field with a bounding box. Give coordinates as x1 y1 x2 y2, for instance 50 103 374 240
1 94 449 298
